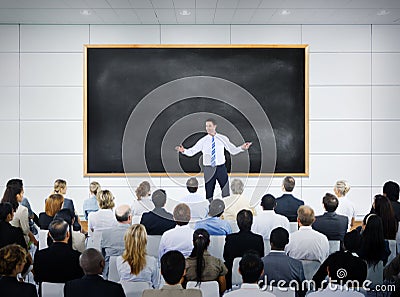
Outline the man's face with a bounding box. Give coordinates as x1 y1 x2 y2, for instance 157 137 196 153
205 121 216 135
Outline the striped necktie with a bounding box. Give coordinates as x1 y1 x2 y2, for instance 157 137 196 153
211 136 216 167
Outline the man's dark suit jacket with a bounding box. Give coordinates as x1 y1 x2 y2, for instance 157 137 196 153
0 276 38 297
223 230 264 289
64 274 126 297
0 221 27 249
63 198 81 231
312 211 348 241
33 242 84 283
140 207 176 235
275 194 304 222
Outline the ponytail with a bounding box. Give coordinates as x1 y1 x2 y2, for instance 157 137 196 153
190 229 210 285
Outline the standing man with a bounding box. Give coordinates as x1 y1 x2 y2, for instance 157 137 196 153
175 119 252 200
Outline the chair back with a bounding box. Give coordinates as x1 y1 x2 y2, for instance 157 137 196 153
147 235 162 259
187 281 219 297
289 222 298 233
387 240 397 266
263 239 271 256
208 235 225 260
39 229 49 250
232 257 242 287
120 281 150 297
86 231 102 251
328 240 340 255
267 286 296 297
367 261 383 287
42 282 64 297
300 260 321 280
108 256 120 282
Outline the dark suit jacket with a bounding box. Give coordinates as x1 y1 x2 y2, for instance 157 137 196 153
38 212 54 229
0 221 27 249
64 274 126 297
312 211 348 241
63 198 81 231
33 242 84 283
223 230 264 289
140 207 176 235
0 276 38 297
275 194 304 222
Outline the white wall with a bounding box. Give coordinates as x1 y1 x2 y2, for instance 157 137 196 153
0 24 399 218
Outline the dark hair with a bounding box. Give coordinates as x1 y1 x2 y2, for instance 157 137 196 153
283 176 295 192
205 118 217 125
190 228 210 284
360 214 386 266
343 230 361 253
161 250 185 285
2 182 23 212
0 202 13 221
53 209 74 247
152 189 167 208
186 178 199 193
322 193 339 212
261 194 276 210
239 252 264 283
270 227 289 250
49 219 69 242
6 179 23 189
80 248 104 275
383 181 400 202
374 194 398 240
237 209 253 231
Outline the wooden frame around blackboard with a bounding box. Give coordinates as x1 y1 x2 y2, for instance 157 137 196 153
84 44 309 177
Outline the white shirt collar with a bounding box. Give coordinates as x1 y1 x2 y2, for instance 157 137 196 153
299 225 312 230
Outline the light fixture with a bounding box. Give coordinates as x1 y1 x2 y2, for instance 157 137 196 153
377 9 390 16
280 9 291 16
80 9 92 16
179 9 191 16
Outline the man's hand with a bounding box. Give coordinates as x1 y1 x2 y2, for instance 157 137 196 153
241 142 252 150
175 145 185 153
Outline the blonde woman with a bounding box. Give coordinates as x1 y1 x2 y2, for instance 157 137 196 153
83 181 101 220
132 181 154 216
116 224 159 288
334 180 355 230
88 190 118 232
38 194 64 229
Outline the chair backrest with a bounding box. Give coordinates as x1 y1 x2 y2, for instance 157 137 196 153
131 215 142 224
328 240 340 255
387 240 397 266
147 235 162 259
187 281 219 297
263 239 271 256
267 286 296 297
208 235 225 260
300 260 321 280
396 222 400 255
42 282 64 297
86 231 102 251
232 257 242 287
120 281 150 297
367 261 383 287
108 256 120 282
227 220 239 233
289 222 298 233
39 229 49 250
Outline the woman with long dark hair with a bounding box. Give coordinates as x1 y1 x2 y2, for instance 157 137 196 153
185 228 227 295
373 194 398 240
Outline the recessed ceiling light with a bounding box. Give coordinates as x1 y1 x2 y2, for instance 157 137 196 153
179 10 191 16
377 9 390 16
280 10 291 16
80 9 92 16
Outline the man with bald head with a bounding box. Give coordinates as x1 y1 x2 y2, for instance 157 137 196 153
100 204 132 278
64 248 125 297
285 205 329 263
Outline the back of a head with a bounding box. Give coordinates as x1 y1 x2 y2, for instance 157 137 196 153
161 250 185 285
361 214 385 265
190 228 210 283
237 209 253 231
0 244 27 276
343 229 361 253
53 179 67 194
239 252 264 284
49 219 69 242
334 180 350 197
231 179 244 195
208 199 225 217
6 179 23 189
45 193 64 217
373 194 397 239
173 203 191 225
96 190 115 210
115 204 131 222
2 183 22 212
80 248 104 275
152 189 167 208
383 181 400 202
186 178 199 193
123 224 147 275
135 181 151 200
322 193 339 212
270 227 289 250
0 202 13 221
53 208 74 225
297 205 315 226
89 181 101 196
283 176 295 192
261 194 276 210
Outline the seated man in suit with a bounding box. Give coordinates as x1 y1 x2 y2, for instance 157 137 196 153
34 219 84 283
140 189 176 235
312 193 348 241
101 204 132 277
194 199 232 236
261 227 305 297
224 209 264 289
275 176 304 222
0 202 27 250
64 248 125 297
142 250 202 297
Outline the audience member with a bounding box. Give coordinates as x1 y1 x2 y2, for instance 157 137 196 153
176 177 209 220
88 190 118 232
222 179 253 221
384 254 400 296
224 209 264 289
334 180 355 230
383 181 400 222
285 205 329 263
185 229 227 294
33 219 84 283
116 224 159 288
312 193 348 241
194 199 232 235
371 194 398 240
159 203 194 259
251 194 290 241
0 244 38 297
275 176 304 222
53 208 86 252
140 189 176 235
132 181 154 216
38 193 64 229
142 251 202 297
0 202 27 249
64 248 125 297
83 181 101 220
224 252 275 297
53 179 81 231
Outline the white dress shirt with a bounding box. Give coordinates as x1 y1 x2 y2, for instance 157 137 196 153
158 224 194 259
224 283 276 297
307 284 364 297
336 196 355 230
183 133 243 166
88 209 118 232
285 226 329 263
251 210 290 240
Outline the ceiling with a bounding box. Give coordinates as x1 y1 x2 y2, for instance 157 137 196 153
0 0 400 25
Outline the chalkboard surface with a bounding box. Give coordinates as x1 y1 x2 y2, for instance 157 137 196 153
84 45 308 176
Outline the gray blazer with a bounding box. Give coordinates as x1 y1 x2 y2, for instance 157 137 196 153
142 284 202 297
312 211 348 241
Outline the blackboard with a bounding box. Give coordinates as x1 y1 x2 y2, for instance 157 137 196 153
84 45 309 176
